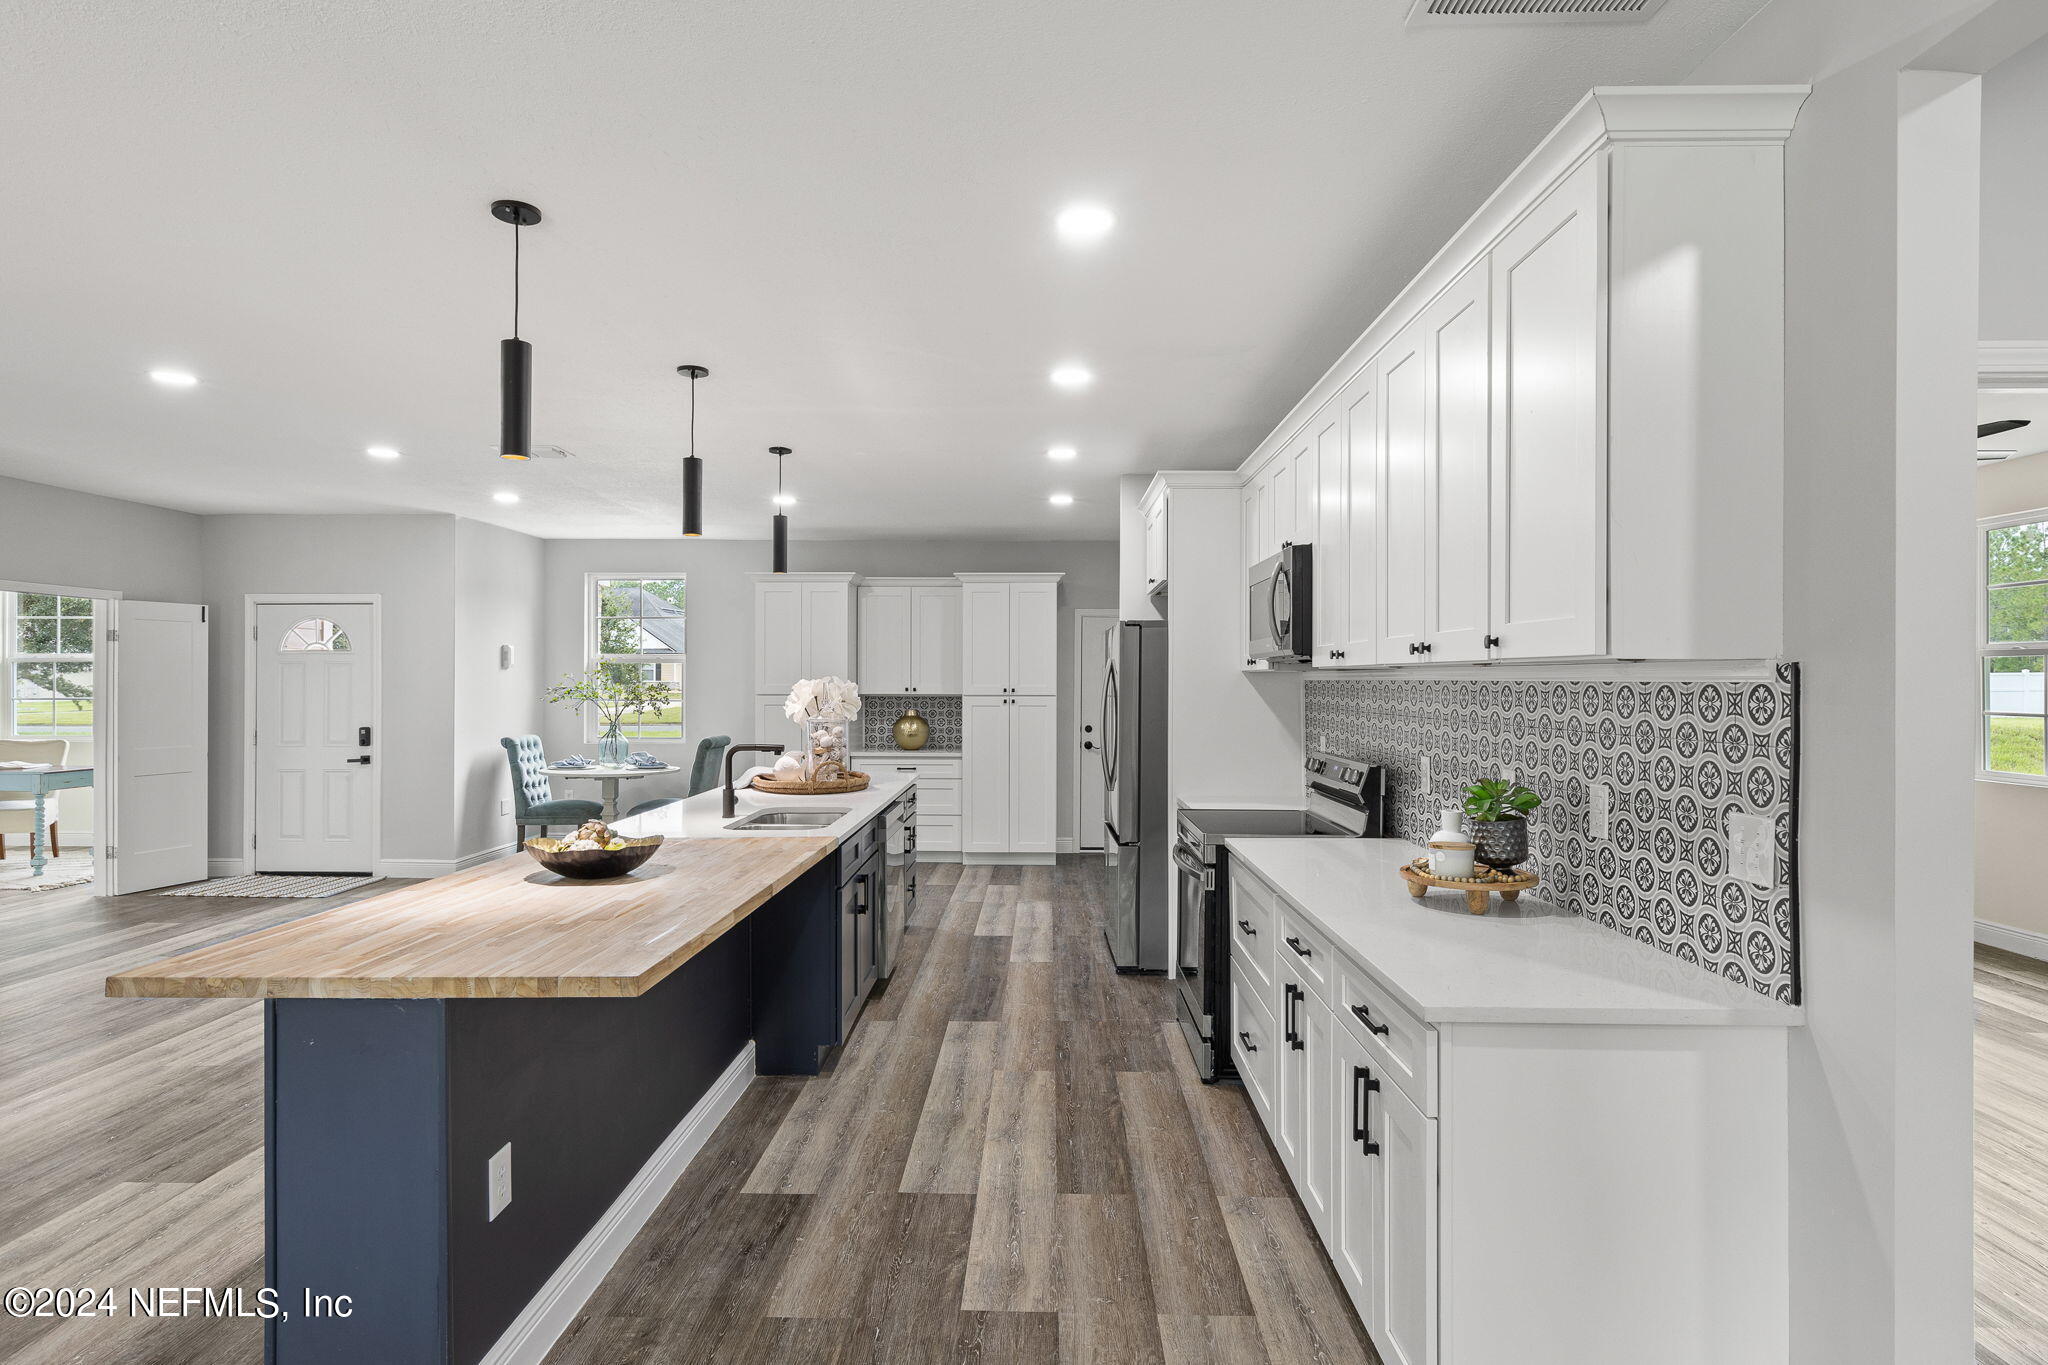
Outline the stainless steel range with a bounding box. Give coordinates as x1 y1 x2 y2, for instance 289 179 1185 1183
1173 751 1389 1082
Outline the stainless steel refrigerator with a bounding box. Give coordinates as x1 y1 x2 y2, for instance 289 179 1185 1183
1101 619 1169 972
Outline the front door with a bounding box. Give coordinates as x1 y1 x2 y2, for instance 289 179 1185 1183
254 602 376 873
1075 612 1113 851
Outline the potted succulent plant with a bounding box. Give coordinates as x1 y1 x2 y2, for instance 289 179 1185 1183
1460 777 1541 871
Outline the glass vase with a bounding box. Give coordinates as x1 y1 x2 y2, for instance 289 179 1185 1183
802 716 850 780
598 721 630 767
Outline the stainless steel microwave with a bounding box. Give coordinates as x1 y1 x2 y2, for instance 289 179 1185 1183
1248 542 1313 663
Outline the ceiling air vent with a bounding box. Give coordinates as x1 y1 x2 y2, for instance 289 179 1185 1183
1407 0 1669 23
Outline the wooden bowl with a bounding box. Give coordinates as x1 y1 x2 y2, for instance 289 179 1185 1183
523 835 664 880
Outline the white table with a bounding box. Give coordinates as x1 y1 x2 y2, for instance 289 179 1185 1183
551 765 680 821
0 765 94 878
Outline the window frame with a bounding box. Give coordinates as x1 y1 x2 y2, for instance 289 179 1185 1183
1979 508 2048 786
3 591 98 740
583 573 687 744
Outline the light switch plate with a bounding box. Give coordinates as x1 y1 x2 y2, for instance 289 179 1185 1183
488 1143 512 1221
1590 782 1612 841
1726 812 1774 890
1420 754 1433 795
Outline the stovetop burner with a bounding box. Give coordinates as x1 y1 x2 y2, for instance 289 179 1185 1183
1176 807 1344 840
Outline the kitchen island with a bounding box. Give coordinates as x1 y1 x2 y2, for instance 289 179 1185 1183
106 776 911 1365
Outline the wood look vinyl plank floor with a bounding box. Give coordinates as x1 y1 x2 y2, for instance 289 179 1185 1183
1977 946 2048 1364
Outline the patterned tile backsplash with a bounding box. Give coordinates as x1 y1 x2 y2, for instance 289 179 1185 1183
859 695 963 752
1303 666 1801 1003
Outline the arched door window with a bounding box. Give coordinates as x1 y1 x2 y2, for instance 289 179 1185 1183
280 617 351 652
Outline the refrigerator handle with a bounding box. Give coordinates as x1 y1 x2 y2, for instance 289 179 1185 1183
1100 653 1118 793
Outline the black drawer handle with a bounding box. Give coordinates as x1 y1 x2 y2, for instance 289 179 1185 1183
1349 1002 1390 1038
1285 935 1311 958
1238 1029 1258 1054
1236 918 1256 937
1352 1064 1381 1156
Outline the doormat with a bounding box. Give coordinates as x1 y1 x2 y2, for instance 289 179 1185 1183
165 873 382 899
0 852 94 892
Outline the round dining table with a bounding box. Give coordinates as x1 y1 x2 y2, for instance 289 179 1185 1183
551 764 679 821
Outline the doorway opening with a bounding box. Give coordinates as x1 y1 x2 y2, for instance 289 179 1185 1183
0 586 104 892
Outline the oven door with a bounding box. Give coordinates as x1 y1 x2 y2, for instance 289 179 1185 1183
1173 841 1212 1004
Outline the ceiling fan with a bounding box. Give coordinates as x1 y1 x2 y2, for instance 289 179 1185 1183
1979 417 2033 462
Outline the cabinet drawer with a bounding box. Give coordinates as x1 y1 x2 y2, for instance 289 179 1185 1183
1274 901 1338 1005
1230 957 1278 1122
860 754 963 779
916 814 961 852
1335 955 1436 1116
1226 865 1277 1005
910 779 962 815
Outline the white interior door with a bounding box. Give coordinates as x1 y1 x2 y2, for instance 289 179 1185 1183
1074 612 1114 851
110 600 208 893
255 602 376 873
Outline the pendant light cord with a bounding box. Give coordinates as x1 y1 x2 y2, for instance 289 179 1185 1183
689 372 697 458
512 222 522 340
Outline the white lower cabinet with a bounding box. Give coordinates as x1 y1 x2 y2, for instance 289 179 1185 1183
1371 1064 1438 1365
1277 957 1336 1242
1230 960 1277 1119
962 694 1055 856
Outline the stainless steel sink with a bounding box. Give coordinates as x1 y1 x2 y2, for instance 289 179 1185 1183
725 808 849 830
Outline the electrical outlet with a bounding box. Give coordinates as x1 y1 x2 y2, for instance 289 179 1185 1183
1726 812 1774 890
488 1143 512 1221
1590 782 1612 841
1500 763 1516 785
1420 754 1433 795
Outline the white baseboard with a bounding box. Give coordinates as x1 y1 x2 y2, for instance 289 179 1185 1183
366 846 514 880
1056 836 1077 854
963 852 1058 866
208 857 250 879
915 851 962 864
1976 919 2048 963
458 843 517 870
478 1042 756 1365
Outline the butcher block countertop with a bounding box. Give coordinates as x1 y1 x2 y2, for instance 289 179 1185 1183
105 835 837 1000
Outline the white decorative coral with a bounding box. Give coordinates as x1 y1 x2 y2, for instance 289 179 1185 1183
783 676 862 723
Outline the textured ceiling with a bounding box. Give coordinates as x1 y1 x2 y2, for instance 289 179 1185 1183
1 0 1767 539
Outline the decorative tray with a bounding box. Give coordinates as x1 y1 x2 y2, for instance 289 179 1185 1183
1398 858 1539 915
750 770 872 796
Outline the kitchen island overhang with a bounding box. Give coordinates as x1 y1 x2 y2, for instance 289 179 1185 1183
106 790 906 1365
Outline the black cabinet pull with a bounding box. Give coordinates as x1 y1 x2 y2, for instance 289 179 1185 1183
1238 1029 1258 1054
1407 642 1418 656
1236 918 1256 937
853 875 869 915
1285 983 1306 1050
1283 983 1298 1046
1285 934 1311 958
1484 634 1502 649
1419 642 1434 654
1349 1002 1390 1037
1352 1065 1381 1156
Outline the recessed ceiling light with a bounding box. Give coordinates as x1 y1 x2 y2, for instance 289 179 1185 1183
1046 444 1078 461
1049 363 1094 391
1049 492 1075 507
365 445 402 460
1055 202 1116 245
493 491 520 505
148 368 199 388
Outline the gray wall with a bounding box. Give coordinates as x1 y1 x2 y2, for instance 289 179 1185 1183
453 520 547 860
1983 29 2048 340
0 472 203 600
540 538 1117 842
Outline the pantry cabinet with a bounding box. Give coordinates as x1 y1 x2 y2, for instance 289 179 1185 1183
961 693 1055 856
957 574 1059 695
1234 88 1801 667
857 579 961 693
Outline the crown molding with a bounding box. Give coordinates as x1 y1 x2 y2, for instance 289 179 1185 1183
1979 342 2048 389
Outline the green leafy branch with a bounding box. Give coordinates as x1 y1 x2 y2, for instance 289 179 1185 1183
1461 778 1541 823
544 668 678 732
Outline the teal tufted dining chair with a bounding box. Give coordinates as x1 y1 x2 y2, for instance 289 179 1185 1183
502 735 603 844
625 734 730 818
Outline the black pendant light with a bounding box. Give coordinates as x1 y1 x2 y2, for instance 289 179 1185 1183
770 446 792 573
678 364 709 536
491 200 542 460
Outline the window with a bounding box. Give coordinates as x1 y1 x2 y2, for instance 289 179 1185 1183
4 592 96 738
279 617 352 652
589 576 685 741
1983 513 2048 781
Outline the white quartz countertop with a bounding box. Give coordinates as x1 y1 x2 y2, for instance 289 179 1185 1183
612 773 913 844
1224 838 1803 1028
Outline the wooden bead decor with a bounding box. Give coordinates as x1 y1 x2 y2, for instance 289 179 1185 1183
1399 858 1540 916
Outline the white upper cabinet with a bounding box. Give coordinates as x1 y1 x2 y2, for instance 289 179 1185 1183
1338 363 1380 664
1142 493 1170 593
1489 158 1604 660
1231 88 1803 667
1377 324 1429 663
753 573 859 696
958 574 1060 695
858 579 961 692
1422 263 1493 663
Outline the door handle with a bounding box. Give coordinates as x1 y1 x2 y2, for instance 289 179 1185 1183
1236 918 1256 937
1349 1002 1390 1037
346 755 372 765
1285 934 1311 958
1238 1029 1258 1054
1353 1065 1381 1156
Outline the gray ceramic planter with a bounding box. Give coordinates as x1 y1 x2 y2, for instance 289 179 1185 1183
1470 816 1529 871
